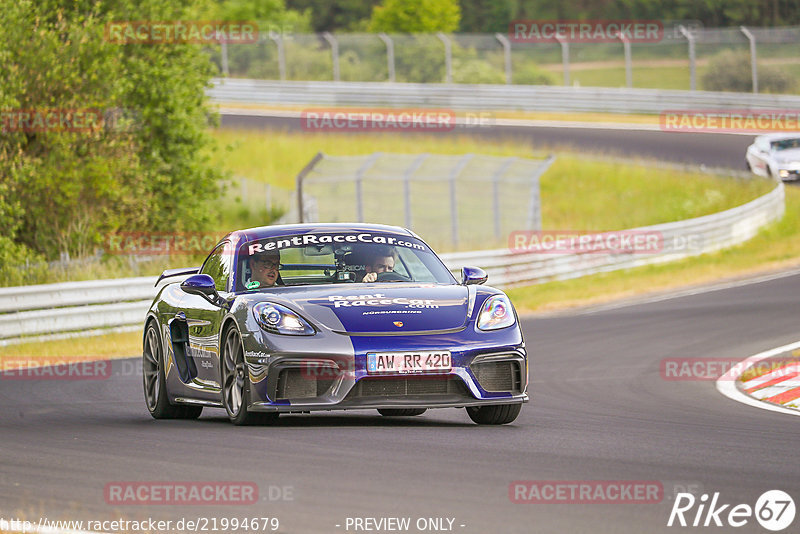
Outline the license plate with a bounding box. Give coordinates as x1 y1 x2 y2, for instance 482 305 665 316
367 351 451 374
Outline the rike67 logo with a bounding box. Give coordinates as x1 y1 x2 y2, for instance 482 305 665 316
668 490 795 531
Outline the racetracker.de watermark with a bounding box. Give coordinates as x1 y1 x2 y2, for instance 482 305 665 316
1 359 112 380
510 480 663 503
105 21 258 44
103 232 227 256
301 108 457 132
509 20 664 43
104 482 262 505
661 358 800 381
508 230 703 255
661 110 800 133
0 108 139 133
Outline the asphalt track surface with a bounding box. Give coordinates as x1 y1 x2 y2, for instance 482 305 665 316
219 114 754 170
2 118 798 534
2 272 800 533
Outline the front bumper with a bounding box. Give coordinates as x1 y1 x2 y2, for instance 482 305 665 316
241 331 528 413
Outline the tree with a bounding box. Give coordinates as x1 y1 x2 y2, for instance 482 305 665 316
369 0 461 33
0 0 224 268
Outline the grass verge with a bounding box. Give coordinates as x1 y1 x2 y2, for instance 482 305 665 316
0 330 141 367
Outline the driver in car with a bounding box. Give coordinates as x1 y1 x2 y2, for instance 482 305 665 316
249 249 281 288
362 245 397 283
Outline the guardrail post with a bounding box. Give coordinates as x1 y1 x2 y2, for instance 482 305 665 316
527 155 555 231
678 25 696 91
437 32 453 83
619 34 632 88
403 154 428 229
296 152 324 223
378 33 395 82
322 32 340 82
449 154 473 248
740 26 758 93
555 35 570 86
495 33 512 84
269 31 286 81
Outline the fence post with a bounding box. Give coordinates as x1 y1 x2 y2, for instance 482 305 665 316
492 158 516 240
269 31 286 81
322 32 340 82
220 41 230 77
527 155 555 231
378 33 395 82
354 153 381 223
449 154 473 248
555 34 570 86
619 34 632 88
436 32 453 83
403 154 429 230
495 33 512 84
740 26 758 93
678 25 696 91
295 152 324 223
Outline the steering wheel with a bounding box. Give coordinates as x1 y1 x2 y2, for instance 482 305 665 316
375 271 410 282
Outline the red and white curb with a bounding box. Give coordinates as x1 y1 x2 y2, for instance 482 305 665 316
716 340 800 416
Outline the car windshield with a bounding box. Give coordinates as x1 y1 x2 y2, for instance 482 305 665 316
235 231 455 290
771 138 800 151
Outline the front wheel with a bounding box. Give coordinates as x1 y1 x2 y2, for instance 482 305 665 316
142 322 202 420
221 326 278 426
466 404 521 425
377 408 427 417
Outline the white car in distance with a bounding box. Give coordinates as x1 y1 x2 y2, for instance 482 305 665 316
746 133 800 181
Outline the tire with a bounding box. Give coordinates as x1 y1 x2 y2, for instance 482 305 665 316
766 165 773 179
466 404 521 425
377 408 427 417
142 322 202 420
221 325 278 426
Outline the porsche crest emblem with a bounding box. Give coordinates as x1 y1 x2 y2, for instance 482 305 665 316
393 321 404 327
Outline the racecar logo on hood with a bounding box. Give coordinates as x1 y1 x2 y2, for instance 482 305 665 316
291 286 470 333
325 293 439 309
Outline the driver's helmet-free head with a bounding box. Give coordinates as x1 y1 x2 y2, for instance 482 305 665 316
366 245 397 273
248 249 281 288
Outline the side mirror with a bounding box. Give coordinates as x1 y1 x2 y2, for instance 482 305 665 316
181 274 220 303
461 266 488 286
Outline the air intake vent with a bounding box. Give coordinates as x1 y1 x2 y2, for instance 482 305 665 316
349 377 467 398
276 368 335 399
471 360 522 393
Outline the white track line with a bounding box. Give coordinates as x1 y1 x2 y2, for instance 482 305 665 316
567 266 800 316
716 340 800 417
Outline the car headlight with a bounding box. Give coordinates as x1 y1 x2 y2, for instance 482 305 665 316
477 295 516 331
253 303 315 336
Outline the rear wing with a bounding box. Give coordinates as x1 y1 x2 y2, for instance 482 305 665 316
155 267 199 287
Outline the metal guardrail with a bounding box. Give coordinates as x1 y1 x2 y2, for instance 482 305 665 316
208 78 800 114
443 181 785 287
0 179 783 344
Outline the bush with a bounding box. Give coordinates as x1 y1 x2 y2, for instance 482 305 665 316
513 63 557 85
0 0 224 269
702 50 796 94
